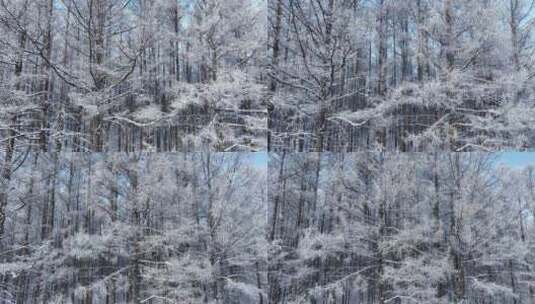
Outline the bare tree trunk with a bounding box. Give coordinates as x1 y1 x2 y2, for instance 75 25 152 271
88 0 108 151
377 0 388 96
0 26 27 240
175 2 180 82
255 261 264 304
128 165 141 304
267 0 282 150
510 0 521 72
376 0 388 149
316 0 336 152
444 0 455 75
39 0 54 151
449 154 466 303
270 152 285 241
376 155 387 304
416 0 429 83
0 116 16 241
270 0 283 93
400 15 410 83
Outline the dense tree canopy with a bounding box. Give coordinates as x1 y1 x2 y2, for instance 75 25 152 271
2 1 535 304
0 0 267 153
268 0 535 151
268 153 535 303
0 153 266 303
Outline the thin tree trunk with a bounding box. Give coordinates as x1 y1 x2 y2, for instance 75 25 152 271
270 152 285 241
39 0 54 151
0 116 16 241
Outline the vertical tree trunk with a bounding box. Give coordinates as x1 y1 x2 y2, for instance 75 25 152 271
312 154 321 227
0 26 27 240
443 0 458 149
377 0 388 96
510 259 518 304
400 15 410 83
376 0 388 149
270 0 283 93
376 155 387 304
89 0 108 151
315 0 336 152
174 1 180 82
128 164 141 304
39 0 54 151
0 116 16 241
270 152 285 241
255 261 264 304
85 156 93 234
50 152 59 243
444 0 455 75
23 154 38 255
509 0 522 104
449 154 465 303
510 0 521 71
110 170 118 222
416 0 428 83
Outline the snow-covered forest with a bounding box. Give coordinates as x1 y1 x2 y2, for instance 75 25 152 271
0 153 267 303
5 0 535 153
2 152 535 303
268 0 535 151
4 0 535 303
0 0 266 152
268 153 535 303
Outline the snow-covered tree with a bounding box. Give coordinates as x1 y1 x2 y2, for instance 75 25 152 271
0 0 267 153
0 153 266 303
268 152 535 303
269 0 535 152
